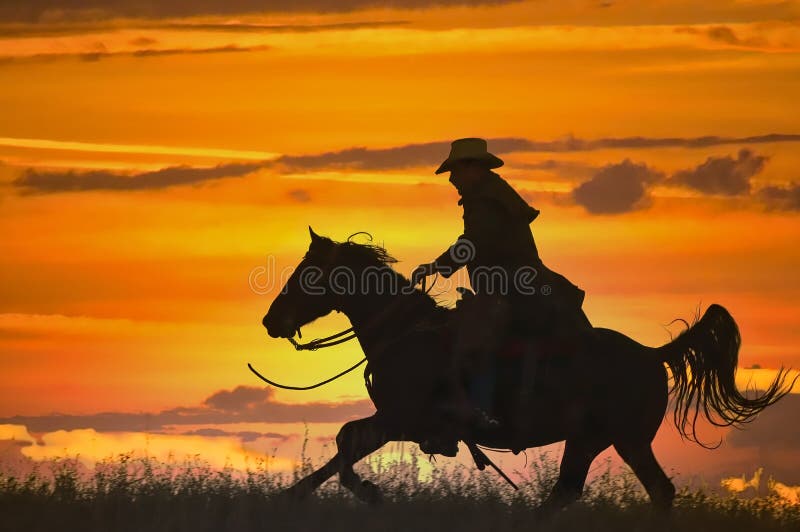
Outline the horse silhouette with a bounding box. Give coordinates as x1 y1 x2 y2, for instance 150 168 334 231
261 228 794 515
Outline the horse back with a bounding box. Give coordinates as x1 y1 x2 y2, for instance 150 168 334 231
493 327 669 442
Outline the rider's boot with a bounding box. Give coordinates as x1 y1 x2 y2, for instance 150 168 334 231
420 407 496 457
419 371 499 457
420 370 503 457
418 436 459 457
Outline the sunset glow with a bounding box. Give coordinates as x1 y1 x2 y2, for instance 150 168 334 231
1 0 799 493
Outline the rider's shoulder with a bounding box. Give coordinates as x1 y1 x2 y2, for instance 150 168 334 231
476 172 540 223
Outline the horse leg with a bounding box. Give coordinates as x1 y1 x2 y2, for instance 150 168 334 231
282 453 341 501
614 441 675 514
537 437 609 518
336 416 395 505
282 415 391 505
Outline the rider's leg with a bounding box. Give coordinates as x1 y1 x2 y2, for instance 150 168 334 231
467 349 498 420
419 346 474 456
421 296 509 455
513 338 540 438
458 295 509 427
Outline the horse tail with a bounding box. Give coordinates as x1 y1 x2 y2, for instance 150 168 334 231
657 303 796 447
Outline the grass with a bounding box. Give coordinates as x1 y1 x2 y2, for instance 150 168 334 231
2 447 798 532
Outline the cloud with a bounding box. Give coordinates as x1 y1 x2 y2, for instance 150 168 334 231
11 427 299 472
0 136 278 160
276 142 452 172
514 159 590 171
129 36 157 46
720 469 800 504
204 386 271 411
0 19 410 39
5 131 799 171
670 149 767 196
180 428 290 442
8 133 799 195
0 385 374 433
0 1 522 23
271 138 532 172
12 162 264 193
0 20 401 41
510 159 597 179
288 188 312 202
571 159 664 214
272 134 800 173
771 481 800 504
757 182 800 211
161 20 410 33
508 133 800 153
722 393 800 483
676 25 769 49
726 394 800 450
129 44 270 58
0 44 271 64
705 25 766 47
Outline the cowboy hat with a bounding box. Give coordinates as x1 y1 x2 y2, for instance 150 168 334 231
435 137 504 175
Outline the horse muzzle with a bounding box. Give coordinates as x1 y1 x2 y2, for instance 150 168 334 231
262 314 295 339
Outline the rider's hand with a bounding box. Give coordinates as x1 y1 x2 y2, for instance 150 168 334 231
410 262 437 286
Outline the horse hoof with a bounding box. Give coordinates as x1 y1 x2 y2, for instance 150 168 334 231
357 480 383 506
532 503 559 523
278 484 310 503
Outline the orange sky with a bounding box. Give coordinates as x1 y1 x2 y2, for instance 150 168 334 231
0 0 799 489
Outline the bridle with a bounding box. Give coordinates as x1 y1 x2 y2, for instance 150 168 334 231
281 271 438 352
248 249 438 390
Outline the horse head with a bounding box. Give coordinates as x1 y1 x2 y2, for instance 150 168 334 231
262 227 342 338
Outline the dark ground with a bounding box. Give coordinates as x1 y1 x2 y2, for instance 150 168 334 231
2 451 797 532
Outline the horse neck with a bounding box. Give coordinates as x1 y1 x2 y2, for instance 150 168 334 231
338 283 431 350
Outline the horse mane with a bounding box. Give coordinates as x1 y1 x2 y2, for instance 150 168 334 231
334 233 448 314
340 233 398 267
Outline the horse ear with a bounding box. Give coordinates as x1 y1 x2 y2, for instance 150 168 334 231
309 226 321 243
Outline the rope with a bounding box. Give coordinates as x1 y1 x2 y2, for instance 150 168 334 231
249 272 439 391
247 358 367 391
288 328 357 351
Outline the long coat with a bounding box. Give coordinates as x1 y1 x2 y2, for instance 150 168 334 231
434 170 590 336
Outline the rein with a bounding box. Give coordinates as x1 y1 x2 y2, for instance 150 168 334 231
288 328 357 351
248 273 439 391
282 272 438 353
247 358 366 391
247 328 363 390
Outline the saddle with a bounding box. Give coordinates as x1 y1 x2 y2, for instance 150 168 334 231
445 290 584 420
452 285 582 342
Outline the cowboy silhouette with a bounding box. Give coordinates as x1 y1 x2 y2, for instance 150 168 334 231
411 138 591 455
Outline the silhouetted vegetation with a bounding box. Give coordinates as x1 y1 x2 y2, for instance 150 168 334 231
2 447 798 532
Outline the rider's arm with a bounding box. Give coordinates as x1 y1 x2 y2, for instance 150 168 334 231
433 198 508 277
433 235 468 278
